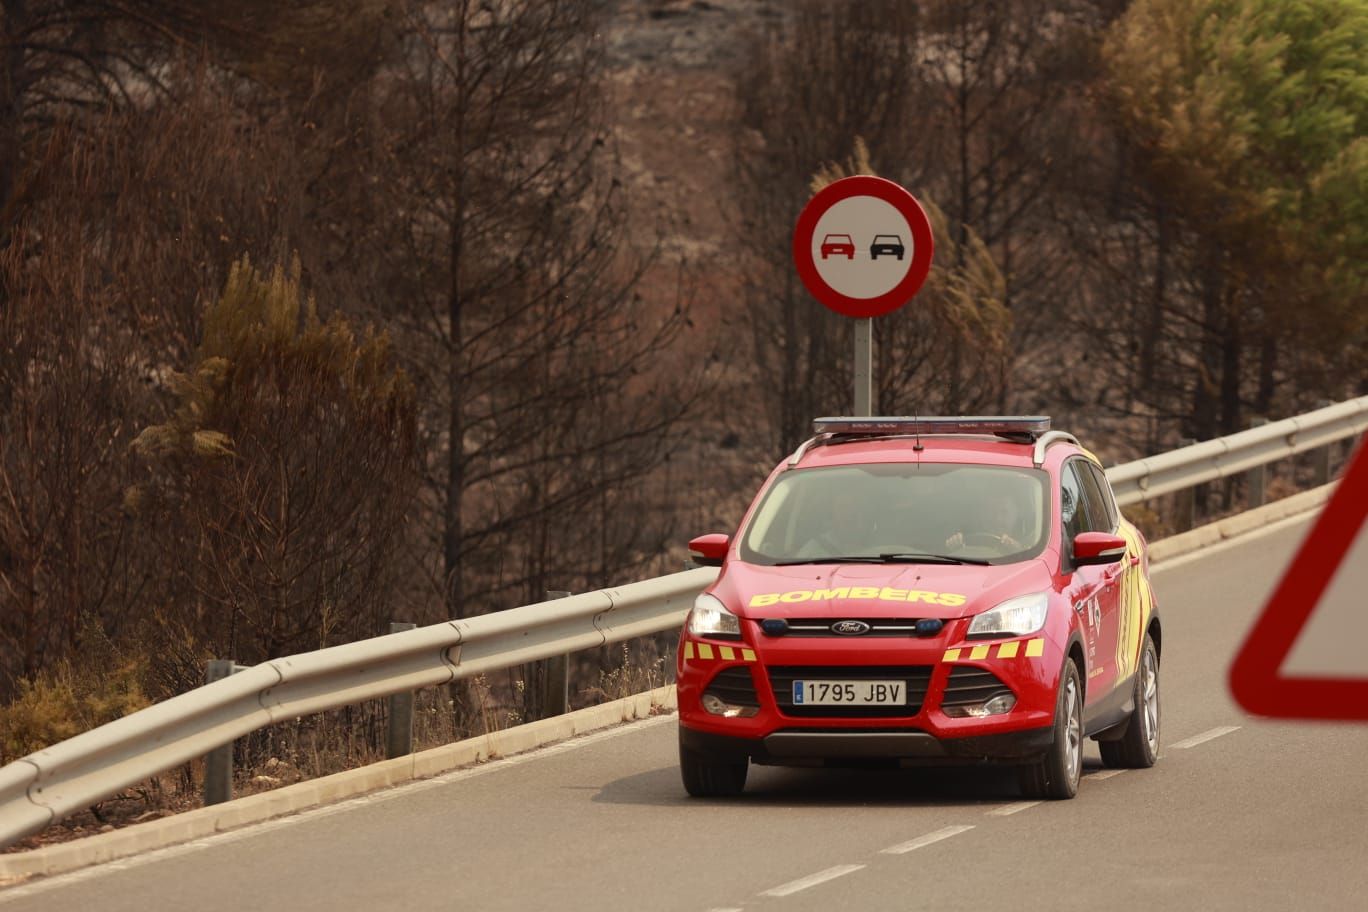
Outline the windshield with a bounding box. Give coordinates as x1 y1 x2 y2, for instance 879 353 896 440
739 463 1049 565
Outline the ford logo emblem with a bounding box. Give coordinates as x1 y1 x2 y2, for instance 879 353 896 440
830 620 871 636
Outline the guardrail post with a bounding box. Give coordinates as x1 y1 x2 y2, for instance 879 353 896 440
1173 438 1196 531
1313 399 1333 485
203 659 237 806
1247 417 1268 508
386 622 418 759
541 591 572 718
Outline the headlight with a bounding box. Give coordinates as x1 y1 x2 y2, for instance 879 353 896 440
687 593 741 640
966 592 1049 638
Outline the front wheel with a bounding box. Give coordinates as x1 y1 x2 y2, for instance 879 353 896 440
680 743 748 797
1100 634 1160 768
1019 659 1083 800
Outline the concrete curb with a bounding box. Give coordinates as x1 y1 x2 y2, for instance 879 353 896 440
0 684 677 883
1144 483 1331 565
0 486 1334 885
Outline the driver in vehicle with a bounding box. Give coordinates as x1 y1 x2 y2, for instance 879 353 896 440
946 495 1026 552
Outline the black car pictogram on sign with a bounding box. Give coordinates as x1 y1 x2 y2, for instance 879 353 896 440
870 234 905 260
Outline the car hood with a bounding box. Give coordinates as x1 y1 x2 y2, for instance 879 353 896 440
711 559 1053 621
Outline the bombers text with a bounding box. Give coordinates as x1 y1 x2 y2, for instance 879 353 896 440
748 587 967 608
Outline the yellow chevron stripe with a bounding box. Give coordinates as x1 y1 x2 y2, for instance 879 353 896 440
719 646 735 661
741 648 756 662
683 641 694 660
1115 520 1152 681
1025 638 1044 657
943 648 961 662
997 641 1020 659
969 644 990 660
697 643 714 660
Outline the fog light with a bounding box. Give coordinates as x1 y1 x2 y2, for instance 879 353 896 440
702 693 759 718
980 692 1016 715
944 692 1017 718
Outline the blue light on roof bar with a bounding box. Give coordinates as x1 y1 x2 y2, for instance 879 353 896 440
811 416 1052 436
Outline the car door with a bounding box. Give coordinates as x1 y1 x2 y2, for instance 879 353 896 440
1085 461 1148 687
1060 459 1118 706
1073 459 1124 699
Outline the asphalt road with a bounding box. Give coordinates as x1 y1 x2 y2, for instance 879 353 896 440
4 512 1366 911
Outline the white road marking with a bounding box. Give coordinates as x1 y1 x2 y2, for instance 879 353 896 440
986 800 1040 816
0 714 679 903
880 824 975 855
760 864 865 898
1171 725 1241 750
1086 769 1128 781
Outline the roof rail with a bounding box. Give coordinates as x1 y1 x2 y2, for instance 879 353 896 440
1032 431 1080 467
788 433 830 466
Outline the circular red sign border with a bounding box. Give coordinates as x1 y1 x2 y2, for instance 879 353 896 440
792 175 935 319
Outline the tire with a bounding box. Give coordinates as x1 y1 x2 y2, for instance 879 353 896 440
680 743 748 797
1019 659 1083 800
1100 634 1160 769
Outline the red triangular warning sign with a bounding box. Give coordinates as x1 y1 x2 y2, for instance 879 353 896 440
1230 436 1368 721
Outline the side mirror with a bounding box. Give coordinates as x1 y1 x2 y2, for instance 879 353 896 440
688 533 730 567
1072 531 1128 567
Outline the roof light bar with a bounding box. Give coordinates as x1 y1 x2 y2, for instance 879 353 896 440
811 416 1052 437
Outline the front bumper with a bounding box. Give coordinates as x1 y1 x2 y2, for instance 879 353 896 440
680 723 1055 765
677 629 1064 765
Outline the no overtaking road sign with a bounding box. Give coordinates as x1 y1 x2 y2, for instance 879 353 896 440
792 175 934 320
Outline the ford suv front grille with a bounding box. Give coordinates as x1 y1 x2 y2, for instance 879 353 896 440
774 618 933 638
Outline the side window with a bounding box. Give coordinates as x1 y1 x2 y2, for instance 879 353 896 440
1060 462 1089 543
1085 462 1119 532
1072 460 1111 533
1063 458 1113 539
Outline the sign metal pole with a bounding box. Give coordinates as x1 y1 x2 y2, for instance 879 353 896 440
854 318 873 416
792 175 934 420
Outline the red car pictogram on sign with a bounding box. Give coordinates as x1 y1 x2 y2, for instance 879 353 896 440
819 233 855 259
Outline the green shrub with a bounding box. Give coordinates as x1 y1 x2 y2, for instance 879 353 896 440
0 658 149 763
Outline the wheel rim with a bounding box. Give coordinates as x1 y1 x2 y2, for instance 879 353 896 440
1064 676 1082 782
1141 647 1159 754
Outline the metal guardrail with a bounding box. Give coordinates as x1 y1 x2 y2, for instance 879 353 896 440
1108 396 1368 506
2 396 1365 849
0 569 714 847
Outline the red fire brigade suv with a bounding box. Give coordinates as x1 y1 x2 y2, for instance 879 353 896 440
678 417 1161 800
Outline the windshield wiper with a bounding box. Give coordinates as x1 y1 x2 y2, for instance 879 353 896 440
771 553 991 566
772 556 889 566
878 552 991 565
